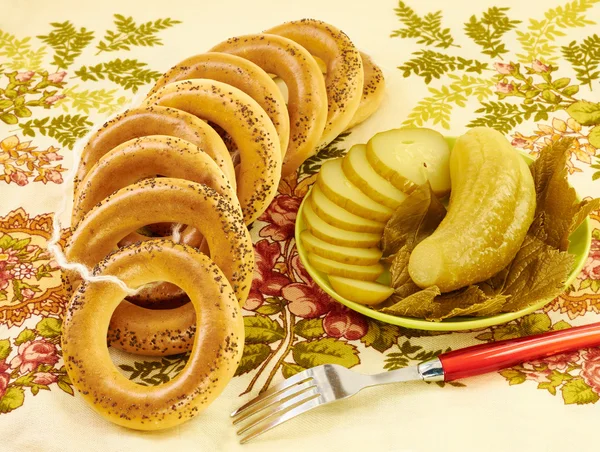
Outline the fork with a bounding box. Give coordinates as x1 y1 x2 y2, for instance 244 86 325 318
231 321 600 443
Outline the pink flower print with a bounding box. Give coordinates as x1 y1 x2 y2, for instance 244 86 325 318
495 82 514 94
0 248 19 265
46 169 63 184
12 263 35 280
47 71 67 84
9 170 28 186
21 288 35 299
494 62 514 75
10 340 59 373
258 195 301 241
45 94 66 105
15 71 35 82
532 60 551 73
32 372 57 385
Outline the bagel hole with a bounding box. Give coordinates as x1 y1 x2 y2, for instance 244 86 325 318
109 280 192 385
110 341 190 385
272 77 289 104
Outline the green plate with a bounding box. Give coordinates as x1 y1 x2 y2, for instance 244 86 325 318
294 146 592 331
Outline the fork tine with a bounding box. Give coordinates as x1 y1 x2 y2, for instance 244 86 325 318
239 395 323 444
231 371 313 418
236 386 319 435
232 380 316 426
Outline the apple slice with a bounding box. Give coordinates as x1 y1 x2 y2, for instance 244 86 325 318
366 128 451 197
328 275 393 305
342 144 407 209
309 185 385 233
307 253 384 281
317 158 393 222
303 202 381 248
300 230 382 265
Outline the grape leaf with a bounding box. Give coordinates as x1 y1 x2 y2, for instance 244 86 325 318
377 137 598 321
381 182 446 257
381 286 508 321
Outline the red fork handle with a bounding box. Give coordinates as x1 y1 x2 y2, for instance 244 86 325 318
438 322 600 381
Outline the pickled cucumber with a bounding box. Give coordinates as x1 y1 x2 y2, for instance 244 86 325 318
408 127 536 292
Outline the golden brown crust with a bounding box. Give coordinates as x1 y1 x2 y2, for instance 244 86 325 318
210 33 327 177
73 135 238 225
72 134 239 316
148 52 289 156
347 52 385 129
266 19 364 148
64 179 253 355
143 79 282 224
76 106 236 192
62 240 244 430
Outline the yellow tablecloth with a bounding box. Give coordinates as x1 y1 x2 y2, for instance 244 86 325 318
1 0 599 451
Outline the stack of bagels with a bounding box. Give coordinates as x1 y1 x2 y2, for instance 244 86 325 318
60 19 385 430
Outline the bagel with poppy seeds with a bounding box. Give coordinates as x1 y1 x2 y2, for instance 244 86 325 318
62 240 244 430
143 79 282 224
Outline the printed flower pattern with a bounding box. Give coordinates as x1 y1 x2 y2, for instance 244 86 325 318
245 239 290 311
0 136 66 186
10 340 59 373
0 318 73 414
3 2 600 419
0 209 69 328
257 195 301 241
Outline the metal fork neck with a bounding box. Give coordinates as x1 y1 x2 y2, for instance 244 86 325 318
417 358 445 382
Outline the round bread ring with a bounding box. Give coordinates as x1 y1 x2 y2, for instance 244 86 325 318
143 79 282 224
75 106 235 192
347 52 385 129
64 178 253 355
266 19 364 148
148 52 290 156
62 240 244 430
72 135 239 307
72 135 239 225
210 34 327 177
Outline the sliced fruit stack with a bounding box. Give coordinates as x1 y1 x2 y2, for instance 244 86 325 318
300 127 451 305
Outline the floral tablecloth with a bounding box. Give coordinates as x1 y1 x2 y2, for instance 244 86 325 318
1 0 599 451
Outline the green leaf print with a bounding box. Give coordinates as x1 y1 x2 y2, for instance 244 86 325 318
515 0 599 64
281 362 306 379
243 315 285 344
14 328 36 346
37 21 95 70
19 114 93 149
0 339 11 360
57 85 128 115
566 101 600 126
0 387 25 413
96 14 181 54
562 34 600 89
235 344 271 377
561 377 600 404
498 369 527 385
119 354 188 386
464 7 521 59
398 51 487 84
589 127 600 149
298 131 350 176
35 318 62 339
74 59 162 93
294 318 325 340
292 338 359 369
538 371 573 396
0 31 47 71
360 320 401 353
402 75 494 129
391 1 456 49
